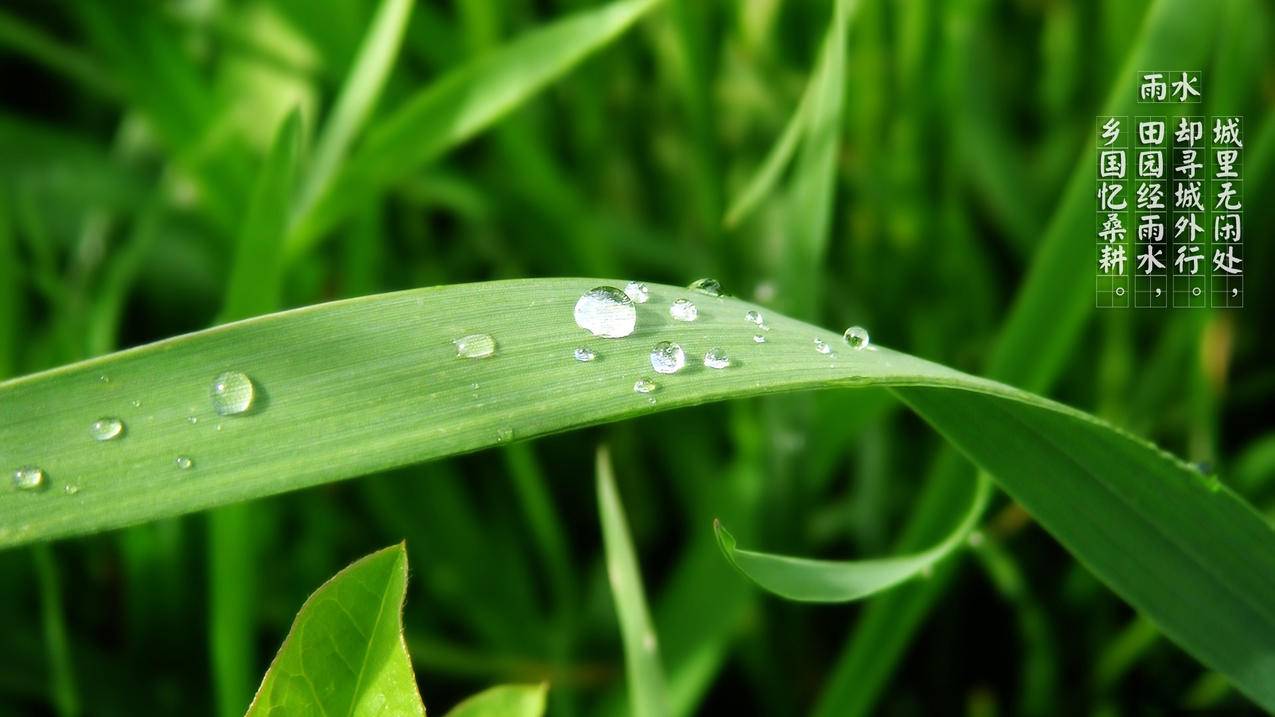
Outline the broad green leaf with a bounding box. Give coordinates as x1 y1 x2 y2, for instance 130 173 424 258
443 683 548 717
1 279 1273 710
290 0 413 226
713 472 989 601
597 447 671 717
246 544 424 717
288 0 661 254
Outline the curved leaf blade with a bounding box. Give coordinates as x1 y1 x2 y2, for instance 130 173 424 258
0 278 1273 710
713 472 989 602
443 683 548 717
246 543 424 717
598 447 670 717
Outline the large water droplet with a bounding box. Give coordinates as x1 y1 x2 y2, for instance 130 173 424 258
623 281 650 304
843 325 870 350
89 417 124 441
650 341 686 374
12 466 46 492
633 377 657 394
574 347 597 362
575 286 637 338
669 299 698 322
814 338 832 355
703 348 731 369
211 371 255 415
175 456 193 470
454 334 496 359
688 278 722 297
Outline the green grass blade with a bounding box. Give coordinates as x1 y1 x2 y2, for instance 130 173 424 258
721 74 812 229
245 544 424 716
597 446 671 717
444 683 548 717
290 0 414 227
1 278 1273 709
288 0 662 254
713 473 989 601
33 545 79 717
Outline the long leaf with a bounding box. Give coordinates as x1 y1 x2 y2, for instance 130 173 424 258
713 472 989 602
0 279 1273 709
246 544 424 716
287 0 661 255
598 446 671 717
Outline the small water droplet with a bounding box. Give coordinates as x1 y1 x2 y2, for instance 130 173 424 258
688 278 722 297
650 341 686 374
453 334 496 359
574 347 597 362
63 484 80 496
623 281 650 304
175 456 193 470
745 310 764 327
647 397 657 405
98 375 110 384
634 377 657 394
843 325 870 350
814 338 832 354
496 427 514 443
89 417 124 441
211 371 255 415
703 347 731 369
753 334 766 344
575 286 637 338
669 298 698 322
12 466 46 492
130 399 141 408
470 382 480 390
215 424 223 432
187 416 198 424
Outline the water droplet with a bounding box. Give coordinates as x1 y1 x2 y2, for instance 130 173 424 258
63 484 80 496
574 347 597 362
215 424 223 432
574 286 637 338
89 417 124 441
633 377 657 394
211 371 255 415
753 334 766 344
496 427 514 443
187 416 198 425
623 281 650 304
669 298 698 322
650 341 686 374
453 334 496 359
843 325 870 350
12 466 46 492
98 375 110 384
745 310 764 326
130 399 141 408
688 278 722 297
814 338 832 355
703 347 731 369
175 456 193 470
647 397 657 405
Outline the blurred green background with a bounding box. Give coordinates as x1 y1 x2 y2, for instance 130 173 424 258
1 0 1273 714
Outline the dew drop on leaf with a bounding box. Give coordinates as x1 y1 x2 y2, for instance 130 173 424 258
623 281 650 304
703 347 731 369
650 341 686 374
688 278 722 297
669 298 698 322
843 325 870 350
574 286 637 338
89 417 124 441
574 347 597 362
175 456 193 470
453 334 497 359
633 377 657 394
745 310 764 327
753 334 766 344
211 371 256 415
814 338 832 355
12 466 46 492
